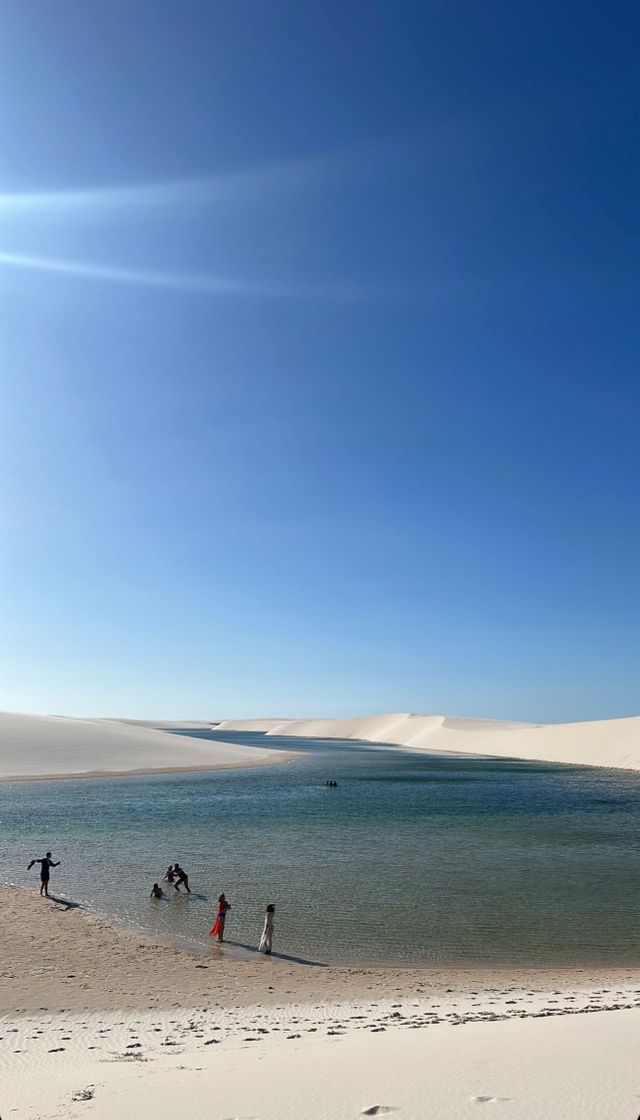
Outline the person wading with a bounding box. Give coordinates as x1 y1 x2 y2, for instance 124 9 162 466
27 851 60 898
210 893 231 942
173 862 191 893
258 904 275 955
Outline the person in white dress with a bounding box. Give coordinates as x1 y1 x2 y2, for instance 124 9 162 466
259 904 275 954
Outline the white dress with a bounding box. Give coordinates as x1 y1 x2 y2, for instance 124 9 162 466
259 912 274 953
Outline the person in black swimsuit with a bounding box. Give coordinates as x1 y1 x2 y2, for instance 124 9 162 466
27 851 60 897
173 862 191 893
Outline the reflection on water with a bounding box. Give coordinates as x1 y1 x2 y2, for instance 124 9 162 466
2 730 640 967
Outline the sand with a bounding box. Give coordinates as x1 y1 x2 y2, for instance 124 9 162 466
0 711 294 781
6 884 640 1017
219 711 640 771
216 717 295 732
4 1009 640 1119
2 884 639 1118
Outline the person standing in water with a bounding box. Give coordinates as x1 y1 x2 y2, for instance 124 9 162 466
173 862 191 893
258 904 275 955
27 851 60 898
210 893 231 942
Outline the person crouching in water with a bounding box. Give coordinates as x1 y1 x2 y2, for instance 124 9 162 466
259 904 275 955
150 883 164 899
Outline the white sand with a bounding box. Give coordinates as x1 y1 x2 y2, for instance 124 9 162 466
219 711 640 771
0 711 293 780
3 1004 638 1119
217 717 296 732
2 882 639 1118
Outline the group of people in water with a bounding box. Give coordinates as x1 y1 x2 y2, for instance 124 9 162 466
150 872 275 954
152 865 274 951
29 850 276 955
162 862 191 892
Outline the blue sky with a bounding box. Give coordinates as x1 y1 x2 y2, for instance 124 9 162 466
1 1 638 722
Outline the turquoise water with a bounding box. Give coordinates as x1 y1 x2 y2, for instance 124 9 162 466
2 730 640 967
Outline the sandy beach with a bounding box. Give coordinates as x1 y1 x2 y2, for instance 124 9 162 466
2 884 639 1118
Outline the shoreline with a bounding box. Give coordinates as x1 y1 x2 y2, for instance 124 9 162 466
0 710 299 784
3 883 640 1016
0 750 300 784
4 883 639 1119
78 905 640 977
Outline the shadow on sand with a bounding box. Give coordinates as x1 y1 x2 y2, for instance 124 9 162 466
220 939 327 967
47 894 81 911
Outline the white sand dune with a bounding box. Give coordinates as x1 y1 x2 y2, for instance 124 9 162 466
4 706 639 780
216 717 296 732
218 710 640 771
0 711 291 781
113 718 217 730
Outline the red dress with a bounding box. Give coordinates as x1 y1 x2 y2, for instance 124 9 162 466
210 900 230 937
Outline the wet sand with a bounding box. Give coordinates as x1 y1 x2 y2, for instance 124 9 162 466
2 883 640 1016
3 884 640 1118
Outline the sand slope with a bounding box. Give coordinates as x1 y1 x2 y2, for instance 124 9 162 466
216 717 295 732
220 711 640 771
0 711 290 780
4 1008 640 1120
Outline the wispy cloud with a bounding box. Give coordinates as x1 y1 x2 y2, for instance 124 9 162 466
0 153 340 218
0 133 422 219
0 140 426 302
0 249 369 302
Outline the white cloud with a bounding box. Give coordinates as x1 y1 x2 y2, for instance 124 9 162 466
0 249 369 302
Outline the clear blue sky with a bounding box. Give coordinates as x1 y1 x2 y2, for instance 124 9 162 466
1 1 638 722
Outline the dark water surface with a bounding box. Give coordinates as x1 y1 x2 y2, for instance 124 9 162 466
2 730 640 967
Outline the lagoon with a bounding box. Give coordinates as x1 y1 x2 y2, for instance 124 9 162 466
2 730 640 968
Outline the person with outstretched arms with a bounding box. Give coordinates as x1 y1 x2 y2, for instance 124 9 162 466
27 851 60 898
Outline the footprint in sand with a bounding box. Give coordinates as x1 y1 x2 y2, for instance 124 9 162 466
471 1096 512 1104
71 1087 94 1102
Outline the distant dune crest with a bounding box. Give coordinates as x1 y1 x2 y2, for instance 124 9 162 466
219 711 640 772
2 709 639 779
